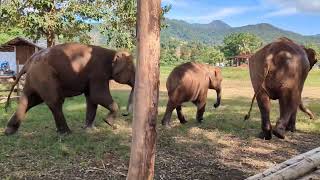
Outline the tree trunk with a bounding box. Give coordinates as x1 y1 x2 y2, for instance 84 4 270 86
46 0 56 48
127 0 161 179
46 30 56 47
247 147 320 180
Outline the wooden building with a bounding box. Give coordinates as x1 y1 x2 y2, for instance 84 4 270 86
0 37 44 97
227 54 252 67
0 37 44 75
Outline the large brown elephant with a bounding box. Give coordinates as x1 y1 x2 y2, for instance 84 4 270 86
161 62 222 126
245 37 317 140
4 43 135 135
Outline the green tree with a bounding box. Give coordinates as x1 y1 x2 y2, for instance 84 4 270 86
0 0 107 47
160 38 183 65
199 47 225 65
0 28 23 44
222 32 263 57
101 0 171 49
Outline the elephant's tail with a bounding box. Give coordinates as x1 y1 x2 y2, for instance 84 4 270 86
244 65 270 121
4 57 33 112
244 92 257 121
299 103 315 119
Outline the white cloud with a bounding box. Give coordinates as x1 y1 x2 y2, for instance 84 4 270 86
264 0 320 15
264 7 297 17
182 7 251 22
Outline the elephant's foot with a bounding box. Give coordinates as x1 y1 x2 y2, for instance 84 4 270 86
83 124 96 130
197 117 203 124
272 127 285 139
122 112 130 116
258 130 272 140
286 124 296 132
161 119 171 128
57 127 71 135
180 119 188 124
104 113 117 129
178 117 188 124
4 126 18 136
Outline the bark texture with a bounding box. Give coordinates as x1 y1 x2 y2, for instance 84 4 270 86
127 0 161 179
247 147 320 180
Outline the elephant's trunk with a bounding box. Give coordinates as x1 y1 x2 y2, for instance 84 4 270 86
214 87 221 108
122 77 135 116
126 87 134 113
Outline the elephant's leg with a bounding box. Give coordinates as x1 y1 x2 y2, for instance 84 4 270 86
5 93 43 135
286 109 297 132
47 101 71 134
273 96 298 139
37 78 70 134
84 96 98 129
161 100 177 127
196 102 206 123
89 83 118 127
256 92 272 140
176 105 187 124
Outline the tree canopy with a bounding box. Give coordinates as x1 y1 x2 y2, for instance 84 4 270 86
160 38 225 65
222 32 263 57
0 0 108 47
100 0 170 49
0 0 170 49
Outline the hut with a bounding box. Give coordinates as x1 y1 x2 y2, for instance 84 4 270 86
227 54 252 67
0 37 44 98
0 37 44 76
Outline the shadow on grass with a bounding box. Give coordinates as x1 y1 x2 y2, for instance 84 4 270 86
156 94 320 179
0 89 319 179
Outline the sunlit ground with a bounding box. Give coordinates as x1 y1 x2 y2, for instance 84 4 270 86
0 67 319 179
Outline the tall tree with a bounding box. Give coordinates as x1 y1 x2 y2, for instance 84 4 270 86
127 0 161 179
101 0 170 50
0 0 106 47
222 32 263 57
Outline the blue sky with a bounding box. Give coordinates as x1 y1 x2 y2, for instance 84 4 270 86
161 0 320 35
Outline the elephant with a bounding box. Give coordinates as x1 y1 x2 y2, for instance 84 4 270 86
245 37 317 140
161 62 222 126
4 43 135 135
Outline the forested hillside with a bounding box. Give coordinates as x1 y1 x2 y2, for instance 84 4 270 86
161 19 320 45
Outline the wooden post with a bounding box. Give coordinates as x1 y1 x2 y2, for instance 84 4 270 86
14 46 20 96
127 0 161 179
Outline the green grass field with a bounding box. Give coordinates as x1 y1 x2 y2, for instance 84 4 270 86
0 67 319 179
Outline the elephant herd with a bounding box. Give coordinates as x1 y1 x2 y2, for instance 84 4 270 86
3 37 318 140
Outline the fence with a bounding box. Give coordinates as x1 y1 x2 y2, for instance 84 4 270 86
0 75 23 104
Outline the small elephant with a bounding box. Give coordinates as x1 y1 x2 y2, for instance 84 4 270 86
4 43 135 135
161 62 222 126
245 37 317 140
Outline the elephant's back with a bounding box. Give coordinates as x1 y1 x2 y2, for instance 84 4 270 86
249 38 310 92
166 62 204 98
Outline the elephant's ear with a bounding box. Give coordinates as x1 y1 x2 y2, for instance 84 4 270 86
207 69 217 88
112 51 130 76
304 47 318 70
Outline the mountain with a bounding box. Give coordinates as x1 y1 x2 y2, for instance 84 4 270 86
161 19 320 45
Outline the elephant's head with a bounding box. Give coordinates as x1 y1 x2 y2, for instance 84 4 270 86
303 47 318 70
112 51 135 114
208 67 222 108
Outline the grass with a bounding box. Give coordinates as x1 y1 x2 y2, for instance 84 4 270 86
0 66 320 179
